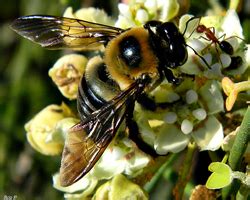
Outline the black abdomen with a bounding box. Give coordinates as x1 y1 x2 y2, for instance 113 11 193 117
77 76 106 120
77 56 120 120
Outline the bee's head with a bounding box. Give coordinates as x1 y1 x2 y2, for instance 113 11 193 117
105 28 160 90
145 21 188 69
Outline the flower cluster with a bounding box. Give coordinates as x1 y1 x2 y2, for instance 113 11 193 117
24 0 250 199
115 0 179 28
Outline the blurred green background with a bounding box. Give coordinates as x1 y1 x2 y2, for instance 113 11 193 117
0 0 249 199
0 1 118 199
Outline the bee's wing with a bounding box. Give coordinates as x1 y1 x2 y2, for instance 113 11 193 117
10 15 124 49
59 111 119 187
59 80 146 186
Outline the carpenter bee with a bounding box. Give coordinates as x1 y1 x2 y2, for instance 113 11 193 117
11 15 199 186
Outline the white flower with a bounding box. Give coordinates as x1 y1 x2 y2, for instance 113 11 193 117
157 0 179 22
25 104 76 155
192 116 223 151
49 54 87 100
180 10 248 78
63 7 115 26
221 9 244 39
115 0 180 29
154 124 190 154
133 77 224 153
199 80 224 114
93 174 148 200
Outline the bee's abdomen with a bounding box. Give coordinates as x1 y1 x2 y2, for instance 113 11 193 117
77 56 120 120
77 76 105 120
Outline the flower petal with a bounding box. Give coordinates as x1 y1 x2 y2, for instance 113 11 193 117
94 174 148 200
49 54 87 100
192 116 224 151
154 124 190 154
64 7 115 26
199 80 224 114
158 0 179 22
90 147 126 180
54 174 101 200
221 9 243 38
25 103 74 155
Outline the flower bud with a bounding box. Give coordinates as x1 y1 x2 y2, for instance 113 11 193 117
25 103 75 155
49 54 87 100
94 174 148 200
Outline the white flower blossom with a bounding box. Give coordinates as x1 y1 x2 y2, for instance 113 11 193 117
115 0 180 28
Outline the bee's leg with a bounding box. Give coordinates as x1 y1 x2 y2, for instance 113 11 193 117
126 102 159 157
162 67 182 85
126 117 159 157
137 93 157 111
161 67 195 85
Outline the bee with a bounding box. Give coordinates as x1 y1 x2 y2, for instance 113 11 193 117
11 15 199 186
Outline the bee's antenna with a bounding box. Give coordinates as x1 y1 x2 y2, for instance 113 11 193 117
182 16 201 38
186 44 211 69
182 17 211 69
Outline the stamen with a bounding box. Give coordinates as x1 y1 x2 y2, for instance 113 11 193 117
164 112 177 124
192 108 207 120
186 90 198 104
181 119 193 134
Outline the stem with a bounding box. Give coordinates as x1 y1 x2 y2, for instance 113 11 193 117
229 107 250 169
208 150 221 162
144 153 179 193
235 81 250 93
236 184 250 200
221 154 229 163
173 142 197 200
222 107 250 199
233 171 247 183
229 0 240 10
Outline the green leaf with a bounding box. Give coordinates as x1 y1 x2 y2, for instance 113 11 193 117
206 162 233 189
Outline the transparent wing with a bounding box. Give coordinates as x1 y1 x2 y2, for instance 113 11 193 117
59 80 147 186
59 111 118 187
10 15 124 49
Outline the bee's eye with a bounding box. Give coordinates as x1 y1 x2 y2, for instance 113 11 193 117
157 22 179 38
119 36 142 68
